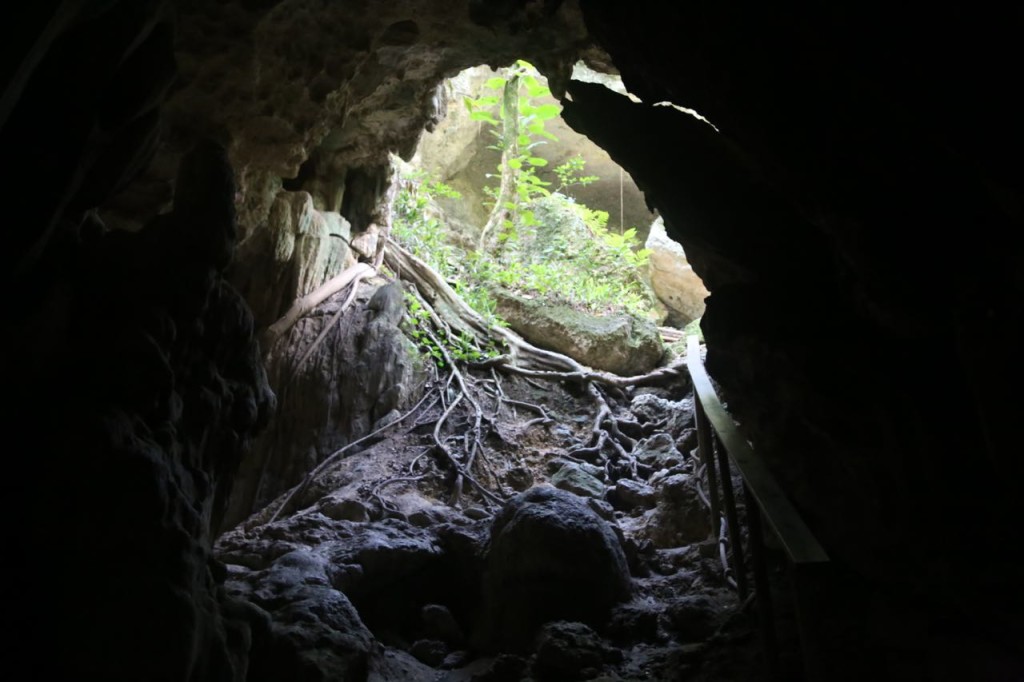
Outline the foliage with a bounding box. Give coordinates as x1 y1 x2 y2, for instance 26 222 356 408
402 290 446 368
392 167 460 266
392 167 506 330
393 64 660 369
401 289 501 368
464 60 561 240
517 194 656 317
683 316 704 342
553 154 599 195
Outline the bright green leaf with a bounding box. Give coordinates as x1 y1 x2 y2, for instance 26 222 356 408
527 157 548 167
526 82 550 98
534 103 561 120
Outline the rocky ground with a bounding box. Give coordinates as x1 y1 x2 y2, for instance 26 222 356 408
215 325 800 681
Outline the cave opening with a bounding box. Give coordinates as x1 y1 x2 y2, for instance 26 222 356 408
5 3 1022 681
209 51 791 679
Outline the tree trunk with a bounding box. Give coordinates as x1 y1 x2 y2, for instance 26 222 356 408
477 74 520 252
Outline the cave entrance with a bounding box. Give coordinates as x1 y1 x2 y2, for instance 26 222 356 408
219 58 779 681
396 61 708 333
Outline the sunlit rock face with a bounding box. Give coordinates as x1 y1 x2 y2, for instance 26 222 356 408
645 216 708 327
3 0 1022 680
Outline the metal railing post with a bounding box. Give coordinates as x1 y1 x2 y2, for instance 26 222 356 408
715 431 748 600
694 395 721 540
685 335 831 682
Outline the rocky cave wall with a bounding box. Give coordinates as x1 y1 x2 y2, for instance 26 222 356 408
565 6 1023 676
2 1 1022 680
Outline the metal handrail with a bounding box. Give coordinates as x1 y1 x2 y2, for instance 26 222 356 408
685 335 831 681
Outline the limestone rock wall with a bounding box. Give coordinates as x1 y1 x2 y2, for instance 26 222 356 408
225 280 426 528
103 0 594 316
230 189 353 329
645 216 708 327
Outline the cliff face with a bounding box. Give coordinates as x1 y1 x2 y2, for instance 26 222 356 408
1 1 1021 679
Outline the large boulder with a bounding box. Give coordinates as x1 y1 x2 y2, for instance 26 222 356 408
224 548 375 681
645 216 709 327
476 485 633 652
495 290 664 375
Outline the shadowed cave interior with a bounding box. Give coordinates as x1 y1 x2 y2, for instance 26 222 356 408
2 2 1022 681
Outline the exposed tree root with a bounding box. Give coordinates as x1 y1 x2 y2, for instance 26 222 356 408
286 268 368 385
261 262 375 352
257 238 692 526
377 240 691 507
410 289 503 509
261 387 438 525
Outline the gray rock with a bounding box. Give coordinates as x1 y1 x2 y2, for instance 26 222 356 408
546 456 604 477
607 601 663 644
320 496 370 522
367 647 440 682
228 548 375 680
675 427 698 455
630 393 695 433
495 290 664 376
551 462 606 498
232 280 425 525
504 465 535 491
530 621 620 682
633 433 686 470
587 497 617 521
644 474 711 548
665 594 721 641
422 603 466 646
610 479 658 511
462 505 491 521
468 653 529 681
645 216 709 326
410 639 448 667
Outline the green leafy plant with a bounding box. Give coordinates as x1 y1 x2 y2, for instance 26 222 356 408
553 154 599 195
402 291 446 368
464 60 561 251
392 167 508 333
392 167 461 267
394 65 660 370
